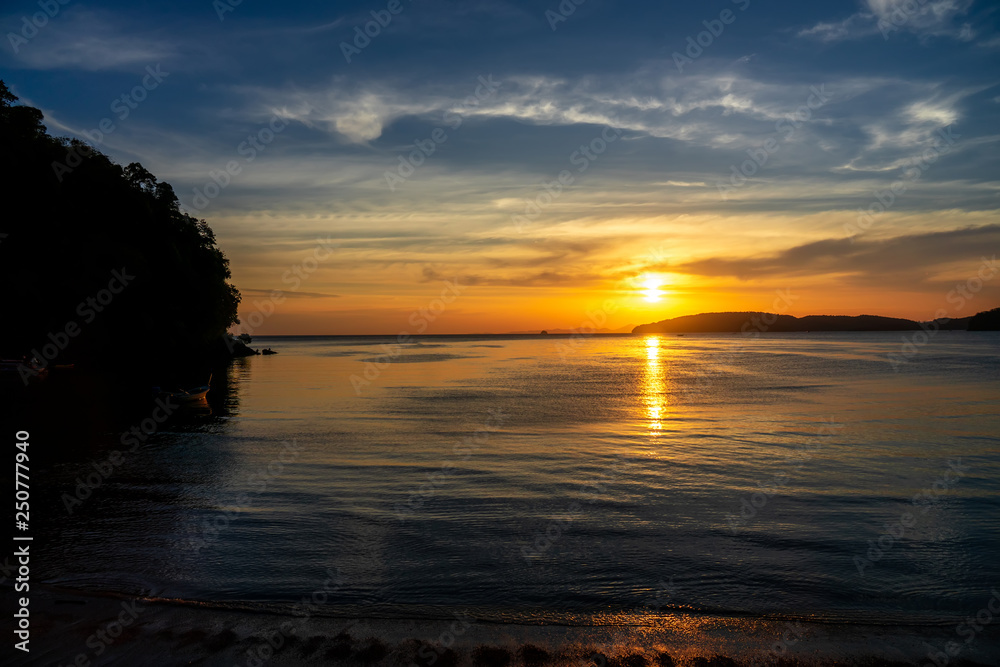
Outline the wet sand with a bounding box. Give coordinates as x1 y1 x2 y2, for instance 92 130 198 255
11 585 1000 666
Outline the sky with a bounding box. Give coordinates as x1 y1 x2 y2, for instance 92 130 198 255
2 0 1000 334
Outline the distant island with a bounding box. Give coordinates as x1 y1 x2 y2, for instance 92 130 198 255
633 308 1000 334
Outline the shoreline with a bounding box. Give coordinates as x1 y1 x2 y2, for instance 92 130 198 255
12 585 1000 666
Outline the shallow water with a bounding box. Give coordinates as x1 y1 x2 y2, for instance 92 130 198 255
35 332 1000 632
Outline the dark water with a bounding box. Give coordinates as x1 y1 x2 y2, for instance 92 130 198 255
32 333 1000 630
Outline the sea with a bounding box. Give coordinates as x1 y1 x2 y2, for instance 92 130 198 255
24 332 1000 663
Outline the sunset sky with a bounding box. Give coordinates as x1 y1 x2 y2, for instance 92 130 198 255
3 0 999 333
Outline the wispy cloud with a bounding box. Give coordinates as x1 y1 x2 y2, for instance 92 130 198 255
799 0 975 42
6 10 174 71
674 224 1000 283
797 12 879 42
239 289 340 299
234 70 869 146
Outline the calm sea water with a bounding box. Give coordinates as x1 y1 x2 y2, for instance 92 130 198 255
35 333 1000 629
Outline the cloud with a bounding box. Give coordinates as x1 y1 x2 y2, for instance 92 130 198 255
866 0 974 38
797 13 879 42
217 69 988 202
798 0 975 42
5 10 174 70
833 86 984 173
659 180 708 187
673 224 1000 284
420 267 595 288
234 70 870 147
239 289 340 299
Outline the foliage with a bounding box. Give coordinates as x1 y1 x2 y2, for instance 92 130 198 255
0 80 241 373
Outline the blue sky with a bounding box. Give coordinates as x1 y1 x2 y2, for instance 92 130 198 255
3 0 999 333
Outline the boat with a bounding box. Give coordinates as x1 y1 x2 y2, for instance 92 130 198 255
154 374 211 403
261 348 278 355
160 385 210 403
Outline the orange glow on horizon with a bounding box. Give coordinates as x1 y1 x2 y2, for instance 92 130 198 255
216 210 1000 335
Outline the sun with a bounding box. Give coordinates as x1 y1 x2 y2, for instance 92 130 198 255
640 274 664 303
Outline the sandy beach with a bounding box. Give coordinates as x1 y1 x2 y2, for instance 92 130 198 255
10 584 1000 666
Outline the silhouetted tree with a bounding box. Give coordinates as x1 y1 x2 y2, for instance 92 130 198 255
0 80 241 382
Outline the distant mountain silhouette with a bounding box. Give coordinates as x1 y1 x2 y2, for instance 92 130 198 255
632 311 982 334
969 307 1000 331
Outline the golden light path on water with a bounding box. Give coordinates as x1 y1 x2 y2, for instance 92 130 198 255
644 335 667 434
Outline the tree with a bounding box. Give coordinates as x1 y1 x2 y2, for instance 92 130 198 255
0 79 242 381
124 162 158 193
0 80 16 108
0 80 45 138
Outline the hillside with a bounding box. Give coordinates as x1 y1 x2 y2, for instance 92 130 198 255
0 81 241 384
969 307 1000 331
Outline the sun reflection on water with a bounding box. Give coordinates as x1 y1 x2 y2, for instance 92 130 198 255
644 336 667 433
